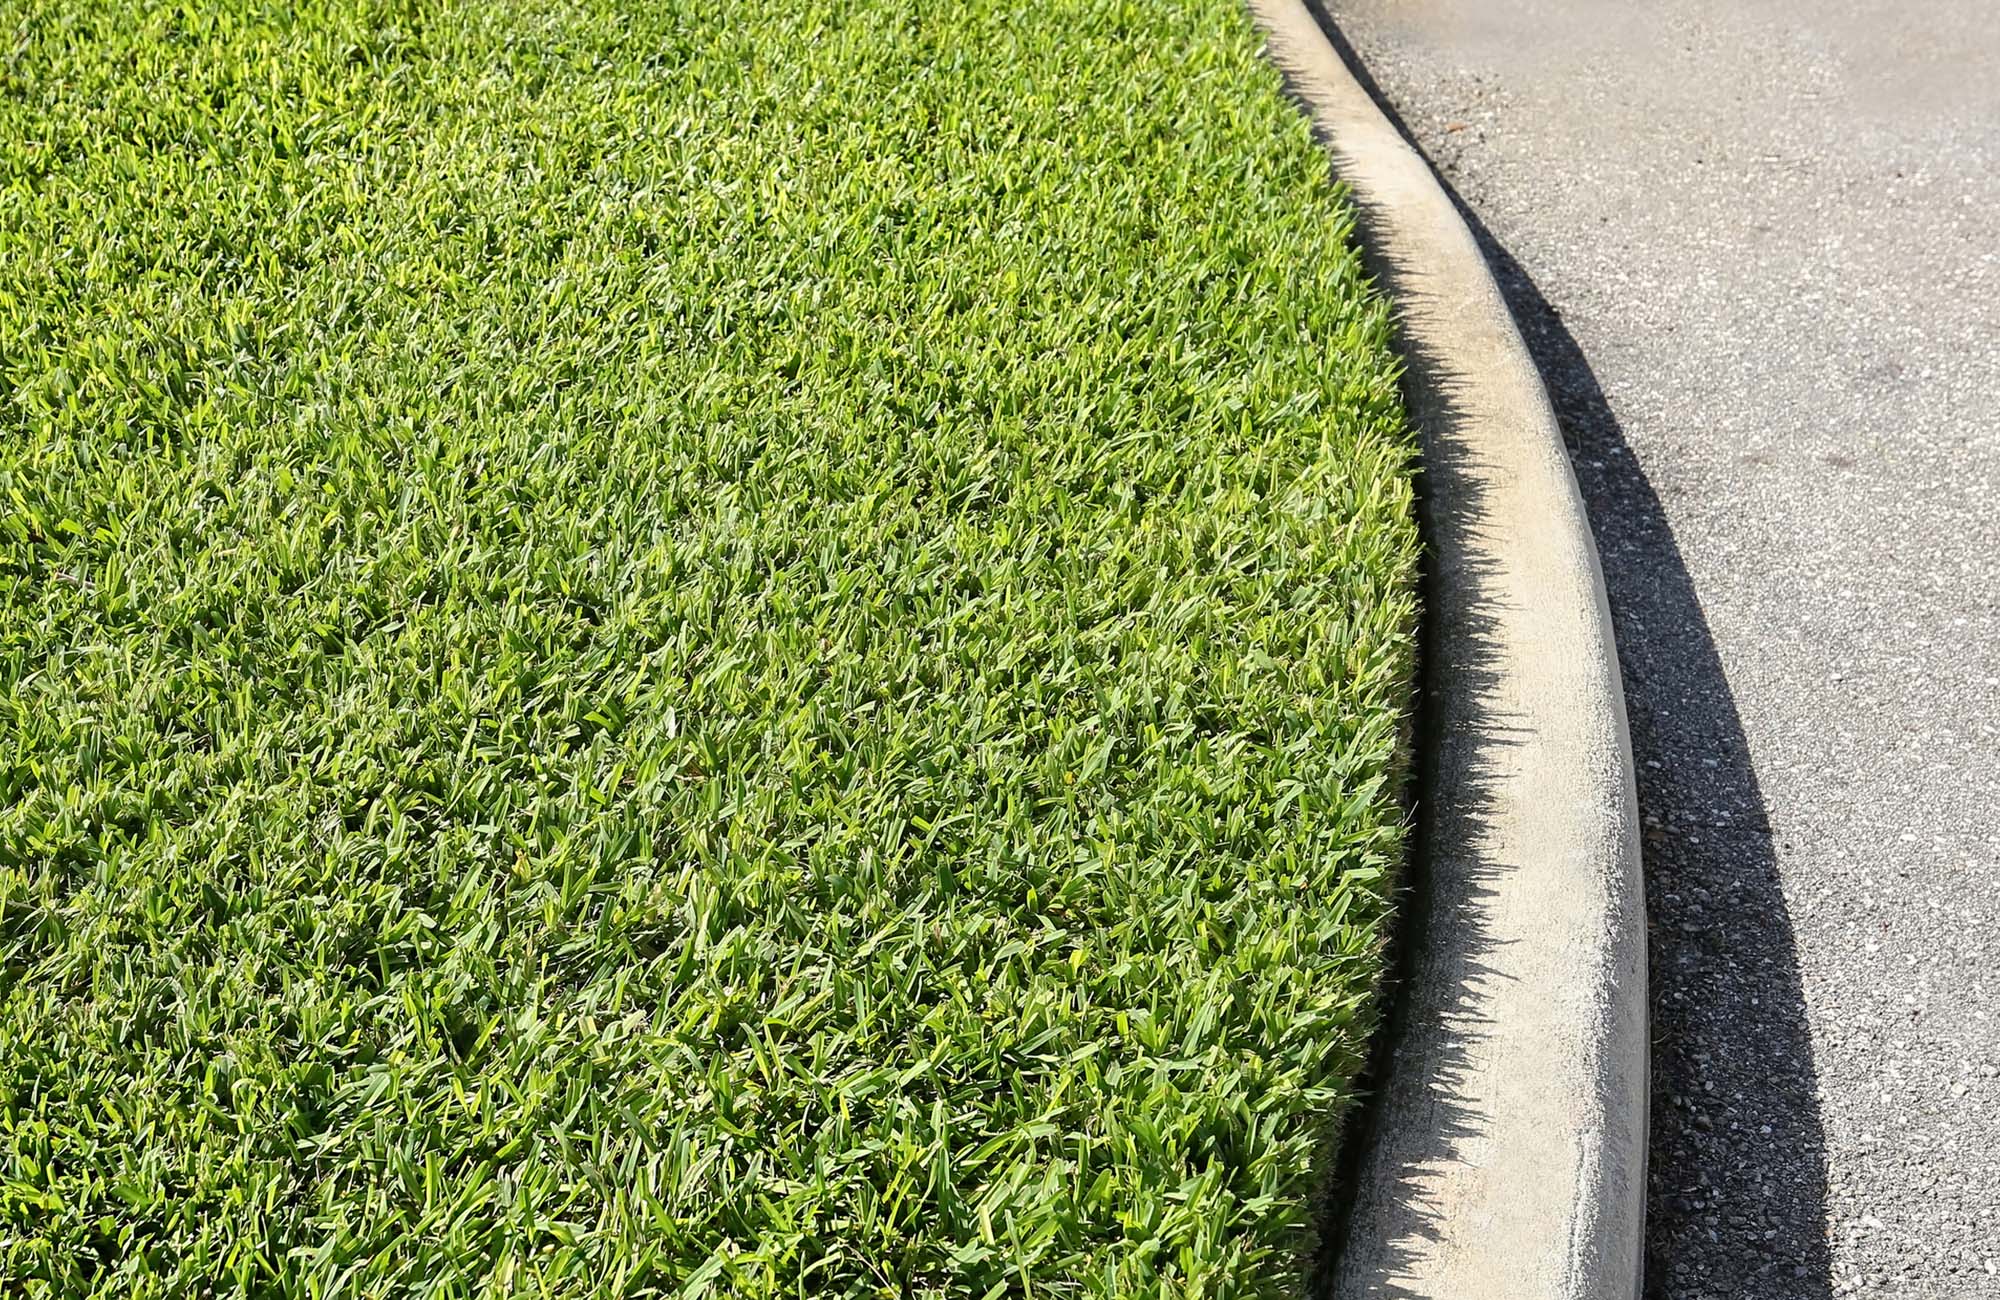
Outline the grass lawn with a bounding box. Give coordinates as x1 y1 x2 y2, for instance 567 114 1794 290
0 0 1418 1294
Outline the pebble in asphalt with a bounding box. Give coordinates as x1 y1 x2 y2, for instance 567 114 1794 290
1315 0 2000 1295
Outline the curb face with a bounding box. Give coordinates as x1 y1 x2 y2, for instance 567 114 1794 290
1244 3 1649 1296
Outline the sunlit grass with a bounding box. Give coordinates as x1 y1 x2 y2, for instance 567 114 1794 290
0 0 1418 1293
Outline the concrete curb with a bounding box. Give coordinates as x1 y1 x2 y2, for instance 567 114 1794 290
1244 3 1648 1296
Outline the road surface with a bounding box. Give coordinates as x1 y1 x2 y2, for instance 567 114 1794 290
1315 0 2000 1294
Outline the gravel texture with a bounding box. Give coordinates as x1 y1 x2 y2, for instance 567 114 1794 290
1314 1 2000 1295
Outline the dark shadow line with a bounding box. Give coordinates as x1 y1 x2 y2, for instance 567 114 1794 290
1266 9 1530 1288
1306 381 1445 1290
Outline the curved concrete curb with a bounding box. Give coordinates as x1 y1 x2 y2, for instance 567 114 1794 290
1245 3 1648 1297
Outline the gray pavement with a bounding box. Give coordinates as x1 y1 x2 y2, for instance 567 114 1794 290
1312 1 2000 1295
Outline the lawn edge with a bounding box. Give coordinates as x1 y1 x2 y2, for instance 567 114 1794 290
1245 2 1649 1296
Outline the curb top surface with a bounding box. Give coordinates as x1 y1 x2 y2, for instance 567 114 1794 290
1245 2 1648 1295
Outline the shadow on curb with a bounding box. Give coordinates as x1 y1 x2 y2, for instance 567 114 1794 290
1307 218 1516 1299
1292 2 1837 1295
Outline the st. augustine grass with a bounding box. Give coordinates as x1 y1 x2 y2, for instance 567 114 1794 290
0 0 1419 1293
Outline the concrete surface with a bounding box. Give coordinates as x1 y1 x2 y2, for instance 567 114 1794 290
1250 4 1646 1295
1312 0 2000 1295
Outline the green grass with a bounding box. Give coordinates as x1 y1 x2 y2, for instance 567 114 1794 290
0 0 1419 1294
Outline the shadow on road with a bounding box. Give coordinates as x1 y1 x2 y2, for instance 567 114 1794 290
1484 218 1837 1300
1293 2 1837 1294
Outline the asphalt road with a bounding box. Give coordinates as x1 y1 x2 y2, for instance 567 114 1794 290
1312 1 2000 1295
